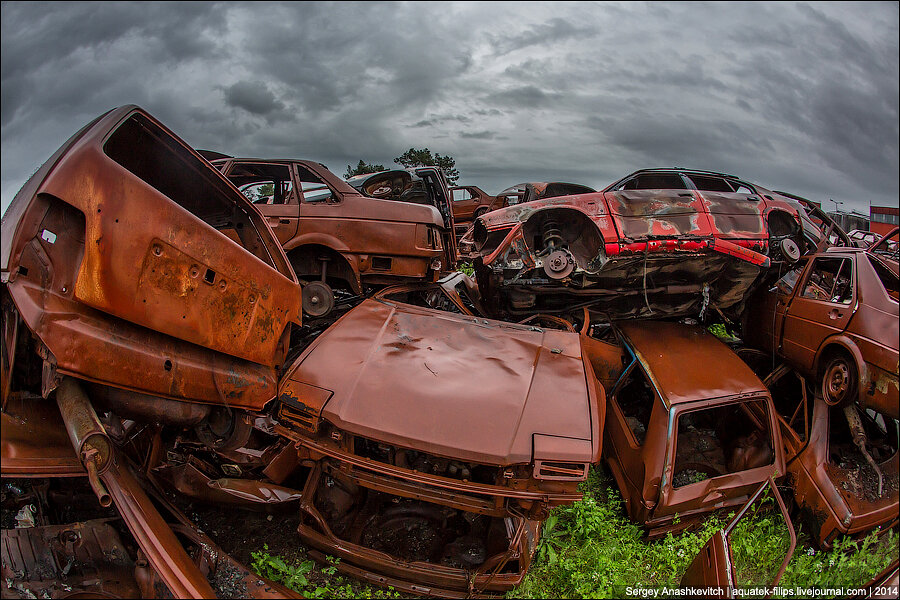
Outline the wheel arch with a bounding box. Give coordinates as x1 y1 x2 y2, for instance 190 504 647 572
286 243 361 294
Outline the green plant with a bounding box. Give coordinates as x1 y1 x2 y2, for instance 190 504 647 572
457 261 475 276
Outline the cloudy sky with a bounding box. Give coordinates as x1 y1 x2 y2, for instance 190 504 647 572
2 1 898 215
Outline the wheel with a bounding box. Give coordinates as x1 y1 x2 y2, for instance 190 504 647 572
302 281 335 318
821 354 857 407
473 207 488 220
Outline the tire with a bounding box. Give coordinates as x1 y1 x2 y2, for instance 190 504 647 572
821 353 857 407
473 207 488 220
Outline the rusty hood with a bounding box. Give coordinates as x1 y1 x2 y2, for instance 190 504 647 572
280 298 599 466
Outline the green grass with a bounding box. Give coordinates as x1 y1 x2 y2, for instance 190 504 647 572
250 467 898 599
515 468 897 599
456 261 475 277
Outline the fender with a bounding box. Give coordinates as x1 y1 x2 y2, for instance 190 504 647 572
283 232 352 254
814 335 869 405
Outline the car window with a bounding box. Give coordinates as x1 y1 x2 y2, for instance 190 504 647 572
296 165 334 203
868 255 899 302
800 257 853 304
227 163 294 205
687 175 734 192
772 262 806 295
240 180 293 205
621 173 687 190
613 367 655 446
673 399 774 488
452 188 473 202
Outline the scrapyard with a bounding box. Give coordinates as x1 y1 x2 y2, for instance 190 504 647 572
2 106 897 598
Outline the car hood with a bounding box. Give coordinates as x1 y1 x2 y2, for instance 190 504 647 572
280 298 598 465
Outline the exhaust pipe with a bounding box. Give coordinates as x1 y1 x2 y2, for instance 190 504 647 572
54 376 216 598
55 377 112 507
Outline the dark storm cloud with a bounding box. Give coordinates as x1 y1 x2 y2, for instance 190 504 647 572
222 81 284 115
2 2 897 212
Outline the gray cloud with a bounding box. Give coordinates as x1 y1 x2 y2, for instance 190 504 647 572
2 1 897 213
459 131 496 139
222 81 284 115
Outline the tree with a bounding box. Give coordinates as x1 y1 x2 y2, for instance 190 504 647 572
344 159 386 179
393 148 460 184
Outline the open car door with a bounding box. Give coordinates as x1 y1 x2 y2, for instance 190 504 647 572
1 106 301 409
680 477 797 598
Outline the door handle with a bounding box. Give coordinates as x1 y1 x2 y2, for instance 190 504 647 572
677 192 693 197
828 308 843 320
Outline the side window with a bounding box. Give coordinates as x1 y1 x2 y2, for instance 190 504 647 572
868 255 899 302
772 262 806 295
452 188 473 202
296 165 334 203
621 173 687 190
687 175 734 192
673 400 774 488
614 367 655 446
801 258 854 304
227 163 294 205
241 181 292 205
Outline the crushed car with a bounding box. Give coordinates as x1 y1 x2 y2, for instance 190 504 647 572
586 320 785 538
2 106 605 598
273 285 604 595
471 168 823 322
207 158 457 317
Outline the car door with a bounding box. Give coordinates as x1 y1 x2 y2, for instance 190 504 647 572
780 255 856 372
686 174 768 246
451 186 478 221
2 106 301 408
744 260 808 354
602 173 714 241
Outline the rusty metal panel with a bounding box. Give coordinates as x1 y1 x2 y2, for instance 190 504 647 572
281 298 596 466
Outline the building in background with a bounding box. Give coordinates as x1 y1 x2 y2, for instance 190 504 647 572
870 205 900 236
826 210 869 234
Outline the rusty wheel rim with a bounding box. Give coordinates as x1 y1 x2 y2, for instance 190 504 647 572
823 360 852 406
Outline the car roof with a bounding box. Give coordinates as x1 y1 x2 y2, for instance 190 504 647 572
624 167 741 180
616 321 768 407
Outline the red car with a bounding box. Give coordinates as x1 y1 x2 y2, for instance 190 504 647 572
472 168 823 320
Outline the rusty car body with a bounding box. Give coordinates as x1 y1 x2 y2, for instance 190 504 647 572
211 160 457 317
588 321 785 538
742 246 898 418
472 168 822 321
740 245 899 547
1 105 302 412
273 291 605 595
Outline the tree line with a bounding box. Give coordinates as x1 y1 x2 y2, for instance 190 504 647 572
344 148 459 184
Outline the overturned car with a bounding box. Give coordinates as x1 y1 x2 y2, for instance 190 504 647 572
472 168 823 321
2 106 604 597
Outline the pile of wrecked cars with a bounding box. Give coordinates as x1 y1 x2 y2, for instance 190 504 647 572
2 106 897 599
